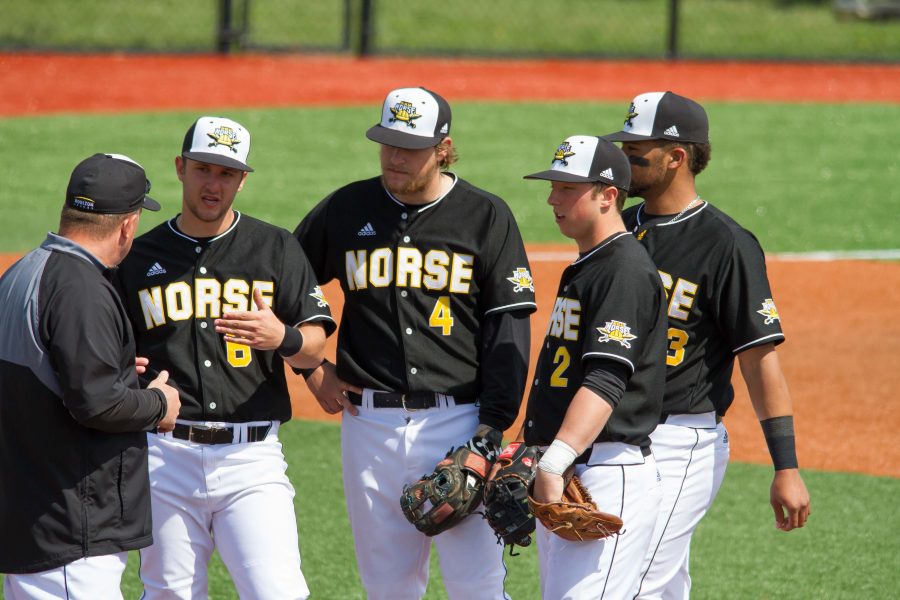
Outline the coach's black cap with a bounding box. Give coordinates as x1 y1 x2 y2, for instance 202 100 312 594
602 91 709 144
524 136 631 192
366 87 452 150
66 153 160 214
182 115 254 172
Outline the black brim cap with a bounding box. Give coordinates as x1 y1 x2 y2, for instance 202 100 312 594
524 136 631 191
602 91 709 144
66 153 160 213
366 87 451 150
182 116 254 172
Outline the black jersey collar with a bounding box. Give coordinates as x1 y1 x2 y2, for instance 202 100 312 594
166 210 242 243
382 173 458 214
572 231 631 266
635 200 708 229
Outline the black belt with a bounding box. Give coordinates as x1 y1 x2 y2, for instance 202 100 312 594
658 413 723 425
170 423 272 445
347 391 475 410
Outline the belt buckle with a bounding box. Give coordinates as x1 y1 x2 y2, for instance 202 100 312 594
400 393 421 412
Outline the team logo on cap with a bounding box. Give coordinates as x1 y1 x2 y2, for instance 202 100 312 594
207 126 241 154
506 268 534 293
597 320 637 348
553 142 576 166
310 286 329 308
756 299 780 325
624 103 639 127
389 101 422 129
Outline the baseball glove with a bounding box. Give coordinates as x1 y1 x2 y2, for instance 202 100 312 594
528 474 624 542
400 445 492 537
483 442 542 549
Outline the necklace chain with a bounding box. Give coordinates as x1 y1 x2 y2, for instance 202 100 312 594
666 194 701 225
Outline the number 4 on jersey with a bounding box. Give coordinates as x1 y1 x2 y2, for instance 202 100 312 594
429 296 454 335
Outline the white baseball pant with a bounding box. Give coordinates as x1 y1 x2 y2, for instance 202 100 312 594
3 553 127 600
139 421 309 600
633 415 730 599
341 392 510 600
536 443 661 600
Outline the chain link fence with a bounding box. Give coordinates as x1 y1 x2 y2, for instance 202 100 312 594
1 0 898 62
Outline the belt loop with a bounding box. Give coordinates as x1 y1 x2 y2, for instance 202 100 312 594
362 389 374 410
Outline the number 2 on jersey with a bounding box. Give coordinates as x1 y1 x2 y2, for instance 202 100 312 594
429 296 454 335
666 327 689 366
550 347 570 387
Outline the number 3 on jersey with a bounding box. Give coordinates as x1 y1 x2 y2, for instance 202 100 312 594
666 327 689 366
429 296 454 335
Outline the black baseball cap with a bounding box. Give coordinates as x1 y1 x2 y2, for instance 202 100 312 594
366 87 452 150
182 115 254 172
66 153 160 214
602 91 709 144
524 136 631 192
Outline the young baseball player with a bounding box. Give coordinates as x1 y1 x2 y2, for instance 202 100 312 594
522 136 668 600
294 86 537 600
1 154 180 597
601 92 811 598
114 116 336 599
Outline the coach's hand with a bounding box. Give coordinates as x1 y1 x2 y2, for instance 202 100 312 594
149 370 181 433
305 360 360 416
771 468 810 531
216 289 285 350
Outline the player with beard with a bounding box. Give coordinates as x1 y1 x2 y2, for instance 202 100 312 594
294 87 536 599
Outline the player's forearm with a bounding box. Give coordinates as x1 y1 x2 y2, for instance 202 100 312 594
738 343 795 420
477 310 531 431
281 322 327 369
554 386 614 455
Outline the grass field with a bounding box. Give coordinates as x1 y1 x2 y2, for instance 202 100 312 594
8 419 882 599
2 0 899 61
1 101 899 253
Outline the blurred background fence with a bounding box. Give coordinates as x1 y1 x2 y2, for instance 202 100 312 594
2 0 899 62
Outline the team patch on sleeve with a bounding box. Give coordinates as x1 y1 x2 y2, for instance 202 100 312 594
506 268 535 293
756 298 780 324
597 320 637 348
310 286 329 308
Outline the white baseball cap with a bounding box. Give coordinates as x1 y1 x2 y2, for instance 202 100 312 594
524 135 631 191
366 87 452 150
182 116 253 172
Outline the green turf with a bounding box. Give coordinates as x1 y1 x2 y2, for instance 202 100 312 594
2 419 898 598
2 1 899 61
1 101 898 254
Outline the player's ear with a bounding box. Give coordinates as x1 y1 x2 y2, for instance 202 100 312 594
666 146 688 170
236 172 249 193
174 156 185 182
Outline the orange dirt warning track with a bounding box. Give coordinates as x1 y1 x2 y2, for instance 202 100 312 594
1 54 898 477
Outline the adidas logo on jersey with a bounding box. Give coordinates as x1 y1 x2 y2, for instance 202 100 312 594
357 222 376 236
664 125 680 137
598 167 614 180
146 262 167 277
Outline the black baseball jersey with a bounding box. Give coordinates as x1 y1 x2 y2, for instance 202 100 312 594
294 174 537 402
623 201 785 417
115 212 336 423
524 232 667 449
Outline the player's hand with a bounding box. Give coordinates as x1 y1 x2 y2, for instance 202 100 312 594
215 288 285 351
305 360 361 416
148 370 181 433
135 356 149 375
770 468 810 531
532 468 565 505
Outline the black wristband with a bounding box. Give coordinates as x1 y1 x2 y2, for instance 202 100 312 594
277 325 303 358
761 415 798 471
299 358 327 380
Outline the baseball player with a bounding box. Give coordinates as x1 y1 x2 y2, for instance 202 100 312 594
1 154 179 598
114 116 336 599
600 92 811 599
294 86 537 600
522 136 668 600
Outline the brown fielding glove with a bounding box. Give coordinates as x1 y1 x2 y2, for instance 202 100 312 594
528 474 624 542
400 445 492 537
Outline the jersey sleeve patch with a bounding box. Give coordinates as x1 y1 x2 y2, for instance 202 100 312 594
756 298 780 325
310 285 329 308
506 267 534 293
596 320 638 348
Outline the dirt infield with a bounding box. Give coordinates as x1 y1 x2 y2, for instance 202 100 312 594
2 54 898 478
